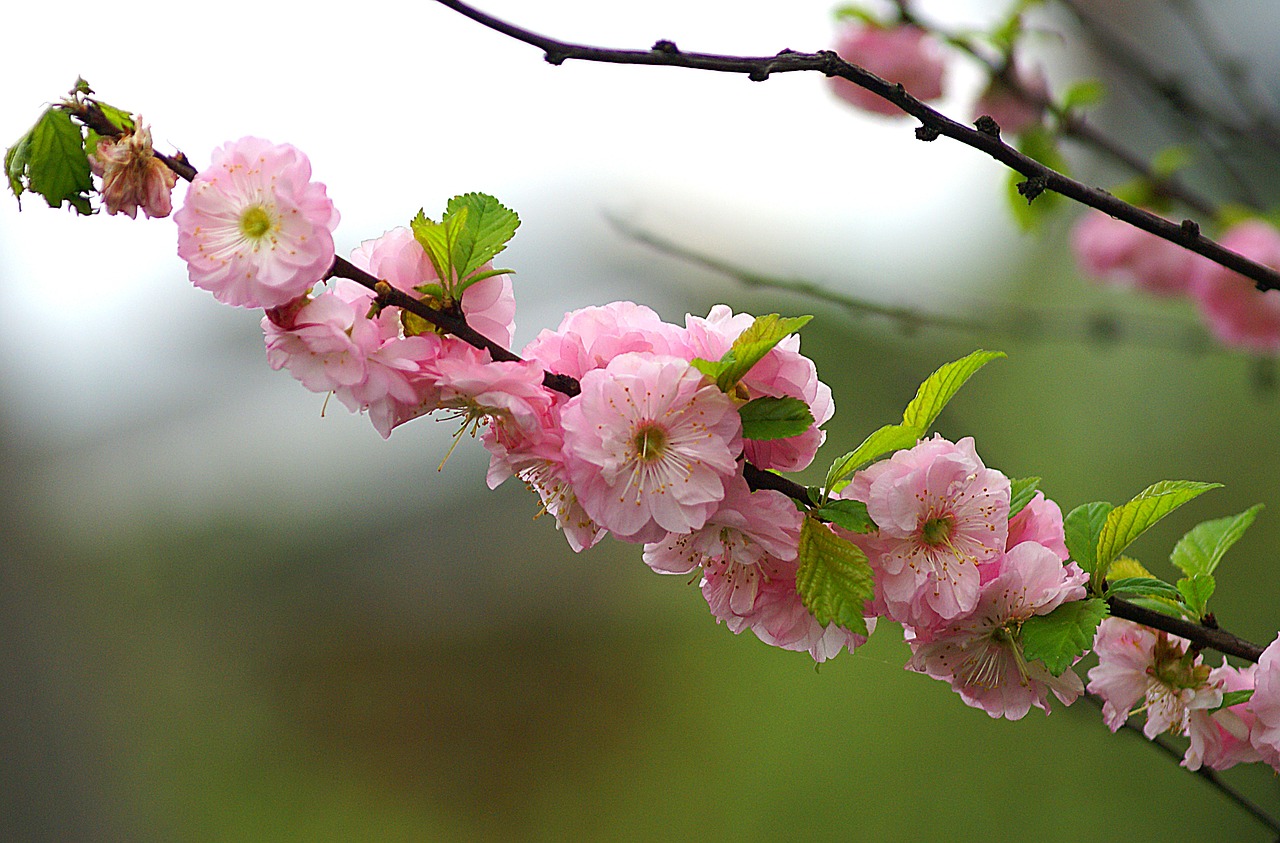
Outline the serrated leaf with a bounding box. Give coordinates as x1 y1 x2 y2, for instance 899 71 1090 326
1020 598 1108 676
824 423 919 494
444 192 520 290
1064 501 1112 576
1096 481 1221 583
901 349 1005 434
410 208 468 299
1108 556 1154 580
815 499 877 534
6 125 33 199
690 357 723 381
795 517 874 636
23 108 93 214
1105 576 1183 602
1060 78 1106 112
1008 476 1042 519
1176 573 1216 618
1170 504 1262 579
713 314 812 393
93 101 135 133
1122 596 1186 618
738 396 813 441
1212 689 1255 714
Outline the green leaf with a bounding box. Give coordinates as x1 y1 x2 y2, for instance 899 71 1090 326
5 125 34 200
823 423 919 494
1008 476 1042 519
1006 127 1066 230
1104 576 1183 602
1176 573 1216 619
901 349 1005 433
795 517 874 637
814 499 877 534
16 108 93 214
1170 504 1262 579
1020 598 1108 676
1064 501 1112 576
1060 78 1106 112
712 314 812 393
444 192 520 291
738 396 814 441
410 208 467 298
1151 145 1193 178
1123 596 1186 619
1211 689 1255 714
690 357 723 380
1096 480 1221 582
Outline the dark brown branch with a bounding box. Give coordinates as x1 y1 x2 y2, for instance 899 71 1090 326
1108 597 1264 663
431 0 1280 294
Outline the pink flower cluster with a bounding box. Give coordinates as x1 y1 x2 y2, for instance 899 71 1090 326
1073 211 1280 353
1088 620 1280 773
840 436 1089 719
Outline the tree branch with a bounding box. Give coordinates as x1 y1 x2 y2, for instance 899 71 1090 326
431 0 1280 293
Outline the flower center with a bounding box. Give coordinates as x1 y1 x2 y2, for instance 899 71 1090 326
632 423 668 462
238 204 274 239
921 515 954 546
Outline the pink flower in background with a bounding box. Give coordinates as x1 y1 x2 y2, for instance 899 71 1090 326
176 137 339 308
973 65 1048 136
908 541 1088 719
560 353 742 544
89 121 178 219
1071 209 1197 297
845 435 1009 624
1087 618 1222 738
1190 220 1280 352
1184 662 1260 771
827 23 945 117
1251 633 1280 770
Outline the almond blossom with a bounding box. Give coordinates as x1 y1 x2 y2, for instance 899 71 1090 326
1071 209 1198 297
827 23 946 117
1184 662 1260 771
1189 220 1280 352
88 120 177 219
1250 633 1280 770
175 137 339 308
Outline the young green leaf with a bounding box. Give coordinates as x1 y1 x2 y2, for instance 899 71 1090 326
1008 476 1042 519
712 314 812 393
738 396 814 441
900 349 1005 434
1176 573 1216 619
1211 689 1255 714
824 423 919 494
1170 504 1263 579
444 192 520 288
1006 128 1066 230
1096 480 1221 582
1063 500 1112 576
1104 576 1184 603
795 517 874 637
1020 598 1108 676
410 209 451 286
6 126 34 199
1059 78 1106 112
18 108 93 214
814 499 876 534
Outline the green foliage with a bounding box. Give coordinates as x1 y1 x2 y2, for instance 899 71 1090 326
1006 127 1067 230
7 107 93 213
1104 576 1183 602
1170 504 1262 578
738 396 813 441
901 349 1005 433
1212 690 1255 714
1008 476 1041 519
795 517 874 637
694 314 812 394
1176 573 1216 619
813 499 876 534
824 423 919 495
1095 481 1221 585
1059 79 1106 112
1020 598 1108 677
1151 145 1193 178
410 194 520 302
1064 500 1112 576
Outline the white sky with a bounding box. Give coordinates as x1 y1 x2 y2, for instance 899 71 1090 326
0 0 1025 532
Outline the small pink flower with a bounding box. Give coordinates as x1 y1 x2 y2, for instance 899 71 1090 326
1007 492 1068 561
176 137 339 309
1189 220 1280 352
1087 618 1222 738
908 541 1089 719
89 121 178 219
523 301 684 381
827 23 946 117
974 65 1047 136
560 352 743 544
1071 210 1197 297
845 435 1010 624
1251 633 1280 770
262 285 375 394
1185 662 1260 771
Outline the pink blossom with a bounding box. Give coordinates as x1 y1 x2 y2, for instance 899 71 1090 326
1189 220 1280 352
1251 633 1280 770
523 301 684 381
175 137 339 308
1071 210 1197 297
827 23 946 117
88 121 177 219
973 65 1047 136
1086 618 1222 738
1007 492 1068 561
1185 662 1260 771
560 352 743 544
845 435 1010 624
908 541 1089 719
510 456 608 553
432 355 554 448
262 285 376 394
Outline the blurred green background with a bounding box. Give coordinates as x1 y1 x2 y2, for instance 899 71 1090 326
4 0 1280 840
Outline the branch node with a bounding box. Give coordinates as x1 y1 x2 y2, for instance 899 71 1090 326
915 125 940 142
974 115 1002 138
544 50 568 66
1017 176 1047 202
651 39 679 54
1180 218 1201 240
748 67 770 82
817 49 841 77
